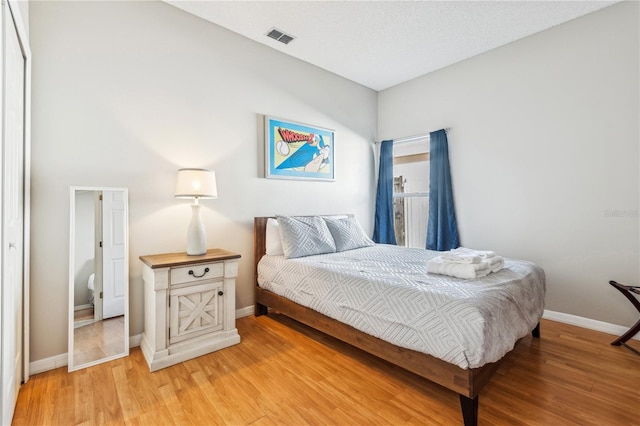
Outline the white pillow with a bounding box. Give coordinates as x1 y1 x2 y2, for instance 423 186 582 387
322 214 349 220
277 215 337 259
265 218 284 256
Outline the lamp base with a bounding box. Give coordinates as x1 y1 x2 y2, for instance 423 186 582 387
186 204 207 255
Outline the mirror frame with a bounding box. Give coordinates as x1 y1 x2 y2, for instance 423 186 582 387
68 186 129 372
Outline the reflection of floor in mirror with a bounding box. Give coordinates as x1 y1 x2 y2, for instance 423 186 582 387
73 315 125 366
74 307 94 322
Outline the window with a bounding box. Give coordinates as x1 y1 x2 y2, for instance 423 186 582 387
393 138 429 248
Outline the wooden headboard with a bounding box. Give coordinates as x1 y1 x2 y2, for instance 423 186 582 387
253 217 271 286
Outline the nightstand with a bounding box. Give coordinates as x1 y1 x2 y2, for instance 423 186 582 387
139 248 241 371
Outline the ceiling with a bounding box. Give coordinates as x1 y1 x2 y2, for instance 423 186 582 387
165 1 618 91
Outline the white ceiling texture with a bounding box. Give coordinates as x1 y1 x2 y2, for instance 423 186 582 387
166 1 619 91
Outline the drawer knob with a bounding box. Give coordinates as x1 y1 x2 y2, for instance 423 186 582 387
218 291 224 296
188 267 210 278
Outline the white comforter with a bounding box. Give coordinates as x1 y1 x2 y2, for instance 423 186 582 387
257 244 545 369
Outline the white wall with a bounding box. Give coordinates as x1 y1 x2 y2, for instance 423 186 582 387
29 1 377 361
379 2 639 328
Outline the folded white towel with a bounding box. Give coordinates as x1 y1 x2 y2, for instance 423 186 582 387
427 257 491 279
440 253 481 264
483 256 504 273
451 247 496 259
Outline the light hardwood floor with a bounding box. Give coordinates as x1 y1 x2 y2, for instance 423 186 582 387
73 316 125 366
13 316 640 425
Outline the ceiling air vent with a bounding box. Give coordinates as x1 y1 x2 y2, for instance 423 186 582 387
266 27 295 45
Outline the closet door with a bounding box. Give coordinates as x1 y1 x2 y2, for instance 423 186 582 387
1 2 27 424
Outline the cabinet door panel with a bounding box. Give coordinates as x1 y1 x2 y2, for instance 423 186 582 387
169 281 224 344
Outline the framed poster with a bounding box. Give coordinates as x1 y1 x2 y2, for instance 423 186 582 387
265 116 335 181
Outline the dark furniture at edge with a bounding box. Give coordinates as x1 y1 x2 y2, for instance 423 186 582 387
609 280 640 356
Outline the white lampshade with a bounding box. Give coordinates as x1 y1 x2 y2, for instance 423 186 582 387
175 168 218 199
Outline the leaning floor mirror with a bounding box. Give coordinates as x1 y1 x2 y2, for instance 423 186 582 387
68 187 129 371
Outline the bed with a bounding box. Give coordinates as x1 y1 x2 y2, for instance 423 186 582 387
253 215 545 426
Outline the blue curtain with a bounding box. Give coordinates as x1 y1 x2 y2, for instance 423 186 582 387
427 129 460 251
373 140 397 244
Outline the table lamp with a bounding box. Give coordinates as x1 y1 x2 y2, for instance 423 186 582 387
174 168 218 255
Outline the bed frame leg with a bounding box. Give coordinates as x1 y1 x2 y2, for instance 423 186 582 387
532 322 540 338
459 395 478 426
255 302 268 317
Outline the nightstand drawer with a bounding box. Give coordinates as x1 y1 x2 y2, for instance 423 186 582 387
170 262 224 285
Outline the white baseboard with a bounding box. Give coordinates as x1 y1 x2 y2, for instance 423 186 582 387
34 308 632 375
74 304 92 311
236 305 254 319
129 333 142 347
30 307 257 375
29 353 68 375
30 333 143 375
543 309 639 341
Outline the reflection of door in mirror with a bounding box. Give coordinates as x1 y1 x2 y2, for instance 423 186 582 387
69 187 129 372
73 190 99 328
